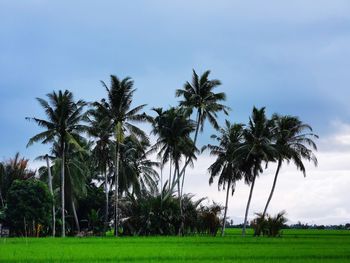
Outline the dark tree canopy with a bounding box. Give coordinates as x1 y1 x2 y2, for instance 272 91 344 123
6 179 52 237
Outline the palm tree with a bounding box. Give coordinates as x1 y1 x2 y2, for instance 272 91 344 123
122 136 159 195
204 121 245 236
262 115 318 218
175 69 229 194
36 153 56 236
238 107 276 236
27 90 87 237
87 104 113 231
151 107 196 193
151 107 196 235
98 75 148 236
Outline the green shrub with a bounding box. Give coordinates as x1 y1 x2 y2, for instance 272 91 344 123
251 211 287 237
5 179 52 237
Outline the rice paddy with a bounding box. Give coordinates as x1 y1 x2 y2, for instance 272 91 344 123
1 229 349 262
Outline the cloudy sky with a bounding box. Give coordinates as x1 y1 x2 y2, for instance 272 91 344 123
1 0 349 225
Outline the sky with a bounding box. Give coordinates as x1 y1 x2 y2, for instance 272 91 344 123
0 0 350 225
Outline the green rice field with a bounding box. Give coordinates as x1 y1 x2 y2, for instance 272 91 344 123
0 229 349 262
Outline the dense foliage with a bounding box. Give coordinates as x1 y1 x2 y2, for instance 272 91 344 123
251 211 288 237
5 179 52 237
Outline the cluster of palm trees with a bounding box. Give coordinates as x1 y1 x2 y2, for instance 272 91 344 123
205 108 318 236
24 69 318 237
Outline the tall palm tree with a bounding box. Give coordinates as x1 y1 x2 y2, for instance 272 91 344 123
87 104 113 231
238 107 276 236
262 115 318 217
35 153 56 236
98 75 148 236
175 70 229 194
151 107 196 235
27 90 87 237
204 121 245 236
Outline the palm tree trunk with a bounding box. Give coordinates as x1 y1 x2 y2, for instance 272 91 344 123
262 159 282 218
242 173 256 236
114 147 120 237
160 165 163 201
61 144 65 237
221 179 231 237
168 158 172 190
0 190 4 208
71 199 80 233
177 163 184 236
180 169 186 198
46 155 55 237
179 110 201 195
104 170 109 233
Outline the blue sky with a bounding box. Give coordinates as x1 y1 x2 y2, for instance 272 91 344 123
1 1 350 224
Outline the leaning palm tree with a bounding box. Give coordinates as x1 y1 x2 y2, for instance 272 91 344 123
97 75 148 236
175 69 229 194
204 121 245 236
262 115 318 218
238 107 276 236
27 90 87 237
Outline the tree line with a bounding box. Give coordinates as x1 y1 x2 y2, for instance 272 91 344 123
0 70 318 237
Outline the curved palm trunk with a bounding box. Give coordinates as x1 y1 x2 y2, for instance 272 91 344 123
168 158 172 191
221 179 231 237
71 199 80 233
104 171 109 233
46 155 56 237
114 148 120 237
179 111 201 195
242 173 256 236
61 145 65 237
160 165 163 201
262 159 282 218
180 169 186 198
176 162 184 236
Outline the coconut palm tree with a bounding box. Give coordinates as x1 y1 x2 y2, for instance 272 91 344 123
27 90 87 237
151 107 196 235
238 107 276 236
262 115 318 218
35 153 56 236
121 136 159 195
97 75 148 236
175 69 229 194
151 107 196 193
204 121 245 236
87 104 113 231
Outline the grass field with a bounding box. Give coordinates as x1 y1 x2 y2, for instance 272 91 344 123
0 229 349 262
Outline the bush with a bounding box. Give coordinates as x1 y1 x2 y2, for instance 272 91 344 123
251 211 287 237
120 191 222 236
6 179 52 237
197 203 222 236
